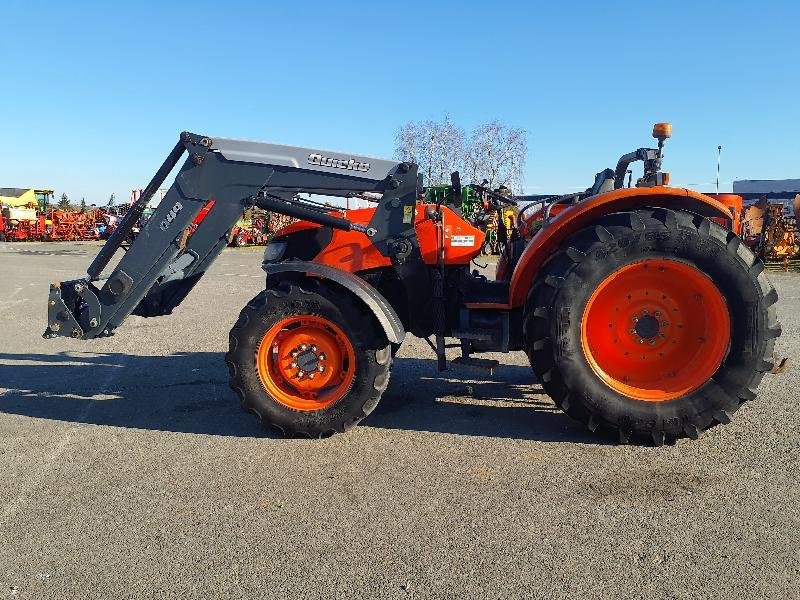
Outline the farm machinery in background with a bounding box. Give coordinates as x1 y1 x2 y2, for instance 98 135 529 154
0 187 293 246
739 195 800 268
186 203 294 247
0 188 107 242
228 210 283 247
425 182 517 255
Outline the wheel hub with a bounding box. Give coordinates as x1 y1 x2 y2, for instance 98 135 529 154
296 349 320 373
634 314 660 339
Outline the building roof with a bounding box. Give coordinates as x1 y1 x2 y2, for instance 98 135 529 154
0 188 29 198
733 179 800 196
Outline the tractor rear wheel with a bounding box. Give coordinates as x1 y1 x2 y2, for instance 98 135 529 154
226 278 392 437
524 208 781 445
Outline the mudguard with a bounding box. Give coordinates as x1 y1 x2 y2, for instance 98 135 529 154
508 187 735 307
262 261 405 345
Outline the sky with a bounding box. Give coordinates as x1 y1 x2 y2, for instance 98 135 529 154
2 0 799 204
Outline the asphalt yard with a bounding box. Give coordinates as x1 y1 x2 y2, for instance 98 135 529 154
1 242 798 599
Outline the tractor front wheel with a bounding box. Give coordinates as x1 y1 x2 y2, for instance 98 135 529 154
524 208 781 445
226 278 392 437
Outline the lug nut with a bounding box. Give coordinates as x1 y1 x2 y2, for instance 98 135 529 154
638 338 644 344
291 350 298 358
632 317 639 323
662 321 669 327
300 344 308 351
49 300 56 307
318 353 326 361
311 345 318 352
297 371 304 379
318 365 325 372
309 373 315 380
51 322 61 332
654 311 661 317
629 328 636 334
642 309 649 315
89 318 98 328
648 339 656 345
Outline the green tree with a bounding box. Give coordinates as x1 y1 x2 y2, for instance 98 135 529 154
58 193 71 210
107 193 115 209
80 198 87 213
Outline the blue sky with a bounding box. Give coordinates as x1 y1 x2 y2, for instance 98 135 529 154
2 0 798 203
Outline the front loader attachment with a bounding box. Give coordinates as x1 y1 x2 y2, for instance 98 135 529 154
44 132 421 340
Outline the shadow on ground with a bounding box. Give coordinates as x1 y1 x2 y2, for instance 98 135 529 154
0 351 597 443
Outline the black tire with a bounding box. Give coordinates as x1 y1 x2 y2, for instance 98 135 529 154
524 207 781 445
226 277 392 437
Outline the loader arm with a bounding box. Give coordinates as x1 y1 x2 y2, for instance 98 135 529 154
44 132 422 340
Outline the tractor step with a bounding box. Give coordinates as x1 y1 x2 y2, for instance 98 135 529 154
451 328 495 341
451 356 500 374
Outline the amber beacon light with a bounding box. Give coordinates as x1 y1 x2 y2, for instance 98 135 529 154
652 122 673 141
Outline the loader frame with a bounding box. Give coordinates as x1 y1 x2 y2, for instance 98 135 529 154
44 132 425 340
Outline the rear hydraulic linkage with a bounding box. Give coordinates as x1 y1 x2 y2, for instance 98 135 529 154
44 132 426 340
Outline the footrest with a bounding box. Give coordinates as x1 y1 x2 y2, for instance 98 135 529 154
451 329 495 341
451 356 499 374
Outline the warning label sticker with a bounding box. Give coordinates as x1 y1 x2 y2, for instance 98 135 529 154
451 235 475 247
402 205 413 224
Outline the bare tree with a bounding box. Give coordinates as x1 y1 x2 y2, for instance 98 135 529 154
463 120 527 191
394 115 465 186
395 117 527 192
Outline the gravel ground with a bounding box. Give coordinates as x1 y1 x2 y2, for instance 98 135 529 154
0 241 797 599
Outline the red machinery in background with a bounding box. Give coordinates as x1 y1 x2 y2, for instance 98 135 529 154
0 209 45 241
43 209 103 241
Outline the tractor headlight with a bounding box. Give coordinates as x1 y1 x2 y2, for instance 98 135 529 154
263 240 287 263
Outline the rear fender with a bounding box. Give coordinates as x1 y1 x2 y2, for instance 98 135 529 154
508 187 734 307
262 261 405 345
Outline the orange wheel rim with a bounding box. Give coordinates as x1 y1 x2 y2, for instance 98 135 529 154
256 316 356 411
580 259 730 402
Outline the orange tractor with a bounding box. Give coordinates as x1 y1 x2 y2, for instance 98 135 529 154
44 125 781 445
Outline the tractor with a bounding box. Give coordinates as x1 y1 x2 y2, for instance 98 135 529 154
43 124 781 445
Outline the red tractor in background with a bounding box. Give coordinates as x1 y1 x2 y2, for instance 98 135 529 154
44 125 781 446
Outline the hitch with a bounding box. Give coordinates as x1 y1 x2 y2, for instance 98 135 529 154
43 279 103 340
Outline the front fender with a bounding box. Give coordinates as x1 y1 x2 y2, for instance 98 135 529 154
508 187 735 308
262 261 405 345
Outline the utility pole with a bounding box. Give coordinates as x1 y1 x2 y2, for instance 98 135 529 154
716 145 722 193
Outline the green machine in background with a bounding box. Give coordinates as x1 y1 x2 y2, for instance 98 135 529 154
424 184 483 219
